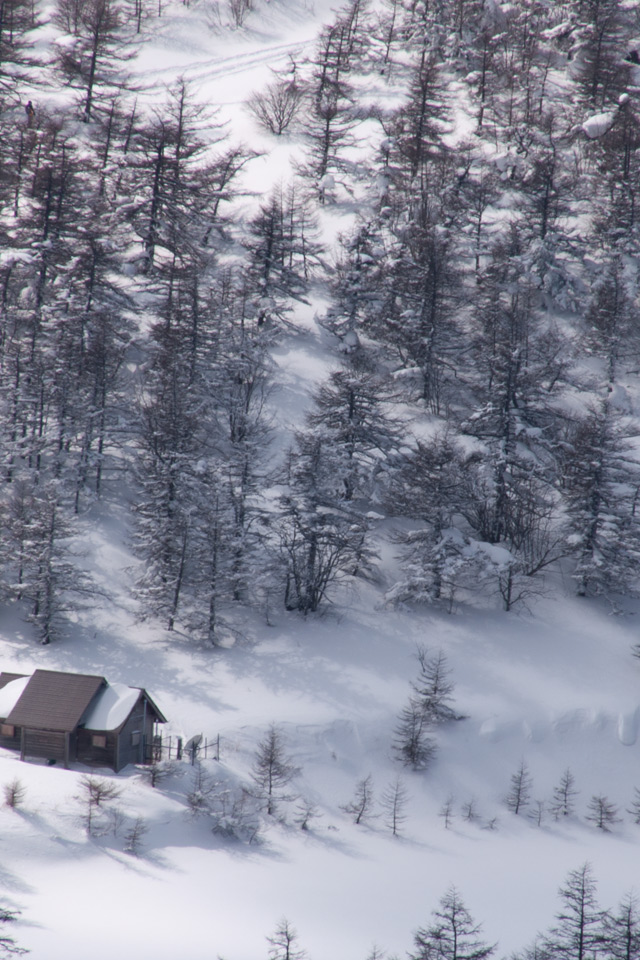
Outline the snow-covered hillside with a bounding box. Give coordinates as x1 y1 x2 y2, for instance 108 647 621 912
3 582 640 959
2 0 640 958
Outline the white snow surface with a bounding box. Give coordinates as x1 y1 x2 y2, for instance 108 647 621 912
0 676 29 717
3 2 640 960
3 580 640 960
582 111 616 139
81 682 142 731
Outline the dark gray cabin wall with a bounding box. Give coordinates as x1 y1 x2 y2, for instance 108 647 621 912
0 727 21 751
21 729 67 763
115 696 153 771
76 728 118 771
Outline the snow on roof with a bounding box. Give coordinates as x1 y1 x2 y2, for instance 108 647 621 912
82 682 141 732
0 676 30 719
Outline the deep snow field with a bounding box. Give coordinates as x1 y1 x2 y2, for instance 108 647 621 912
4 560 640 960
3 0 640 958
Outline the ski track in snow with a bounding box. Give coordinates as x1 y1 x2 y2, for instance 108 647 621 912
138 38 311 88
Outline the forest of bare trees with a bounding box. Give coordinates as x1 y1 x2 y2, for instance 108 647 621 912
2 0 640 642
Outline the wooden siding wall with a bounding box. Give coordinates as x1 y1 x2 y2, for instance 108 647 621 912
23 729 68 762
76 729 118 771
0 729 21 751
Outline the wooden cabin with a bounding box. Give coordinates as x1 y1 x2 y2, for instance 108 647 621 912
0 669 166 772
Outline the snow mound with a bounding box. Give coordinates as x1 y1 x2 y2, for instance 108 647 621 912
582 112 615 139
617 709 639 746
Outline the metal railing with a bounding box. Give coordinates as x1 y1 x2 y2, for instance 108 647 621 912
146 733 221 765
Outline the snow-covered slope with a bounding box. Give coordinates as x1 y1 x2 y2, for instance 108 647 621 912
3 568 640 959
2 1 640 958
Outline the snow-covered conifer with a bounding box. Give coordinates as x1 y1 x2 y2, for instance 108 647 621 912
559 402 640 598
380 777 409 836
540 863 604 960
550 769 579 821
341 773 376 825
602 893 640 960
585 795 621 832
504 760 533 815
251 725 300 817
393 699 437 771
267 918 306 960
409 887 496 960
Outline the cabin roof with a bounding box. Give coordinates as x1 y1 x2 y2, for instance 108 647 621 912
6 669 106 733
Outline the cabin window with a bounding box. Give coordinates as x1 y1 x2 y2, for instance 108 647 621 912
1 724 14 737
131 731 141 747
91 734 107 749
